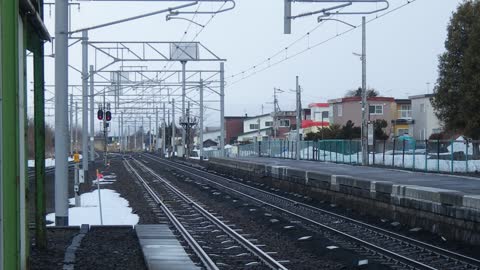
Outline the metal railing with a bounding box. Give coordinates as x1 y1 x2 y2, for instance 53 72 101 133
206 138 480 174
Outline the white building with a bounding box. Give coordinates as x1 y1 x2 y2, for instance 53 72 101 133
303 103 330 134
194 127 221 147
238 114 274 142
409 94 442 140
243 114 274 133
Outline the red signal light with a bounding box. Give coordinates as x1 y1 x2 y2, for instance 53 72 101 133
105 111 112 121
97 110 104 120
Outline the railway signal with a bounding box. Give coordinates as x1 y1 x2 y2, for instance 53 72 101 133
97 109 104 120
105 111 112 121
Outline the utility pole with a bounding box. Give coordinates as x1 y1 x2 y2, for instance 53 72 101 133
162 103 166 157
156 107 159 153
103 94 108 167
121 112 124 153
361 16 368 166
172 99 176 157
186 101 191 158
55 0 69 225
89 65 95 163
70 93 73 154
273 88 277 139
181 61 187 156
199 80 204 159
296 76 301 161
149 115 152 152
273 88 283 139
75 102 78 152
142 116 145 152
118 110 121 153
134 119 137 151
81 30 89 174
220 62 225 155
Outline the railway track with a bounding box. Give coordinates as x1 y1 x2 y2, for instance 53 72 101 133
27 163 76 178
142 153 480 270
125 157 288 270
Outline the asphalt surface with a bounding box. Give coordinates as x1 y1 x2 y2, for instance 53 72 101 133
232 157 480 195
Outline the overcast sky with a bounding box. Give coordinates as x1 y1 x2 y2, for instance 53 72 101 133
34 0 462 130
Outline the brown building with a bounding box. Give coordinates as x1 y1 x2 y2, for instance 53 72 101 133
329 96 396 135
224 116 249 144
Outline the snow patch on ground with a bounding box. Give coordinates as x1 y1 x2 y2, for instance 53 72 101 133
46 189 139 226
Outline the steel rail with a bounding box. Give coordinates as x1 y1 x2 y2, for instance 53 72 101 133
143 154 480 270
133 158 289 270
124 159 219 270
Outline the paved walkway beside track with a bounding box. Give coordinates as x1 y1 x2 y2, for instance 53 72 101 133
233 157 480 195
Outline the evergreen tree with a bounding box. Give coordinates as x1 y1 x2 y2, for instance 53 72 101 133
431 1 480 147
373 119 389 140
345 87 379 98
341 120 361 139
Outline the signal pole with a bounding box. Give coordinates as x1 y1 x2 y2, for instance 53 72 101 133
103 91 108 166
81 30 89 173
89 65 95 163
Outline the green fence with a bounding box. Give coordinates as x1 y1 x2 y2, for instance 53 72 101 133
225 139 480 174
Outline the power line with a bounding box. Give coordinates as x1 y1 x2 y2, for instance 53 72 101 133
227 0 418 88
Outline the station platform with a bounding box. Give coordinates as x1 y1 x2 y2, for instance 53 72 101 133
232 157 480 195
207 156 480 244
136 224 201 270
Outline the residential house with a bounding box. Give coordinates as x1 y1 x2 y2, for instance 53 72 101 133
391 99 414 136
302 103 330 134
409 94 442 140
237 111 300 142
328 96 396 135
193 126 220 148
202 139 218 148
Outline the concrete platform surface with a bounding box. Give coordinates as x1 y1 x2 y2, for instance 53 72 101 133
232 157 480 195
136 224 201 270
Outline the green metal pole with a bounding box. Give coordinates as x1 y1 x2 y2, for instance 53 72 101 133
425 140 428 172
33 32 47 249
466 140 469 173
349 140 352 164
437 139 440 173
451 139 454 174
2 1 20 269
412 140 416 171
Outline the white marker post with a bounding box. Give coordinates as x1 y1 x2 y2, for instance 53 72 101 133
73 153 81 207
96 169 104 225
